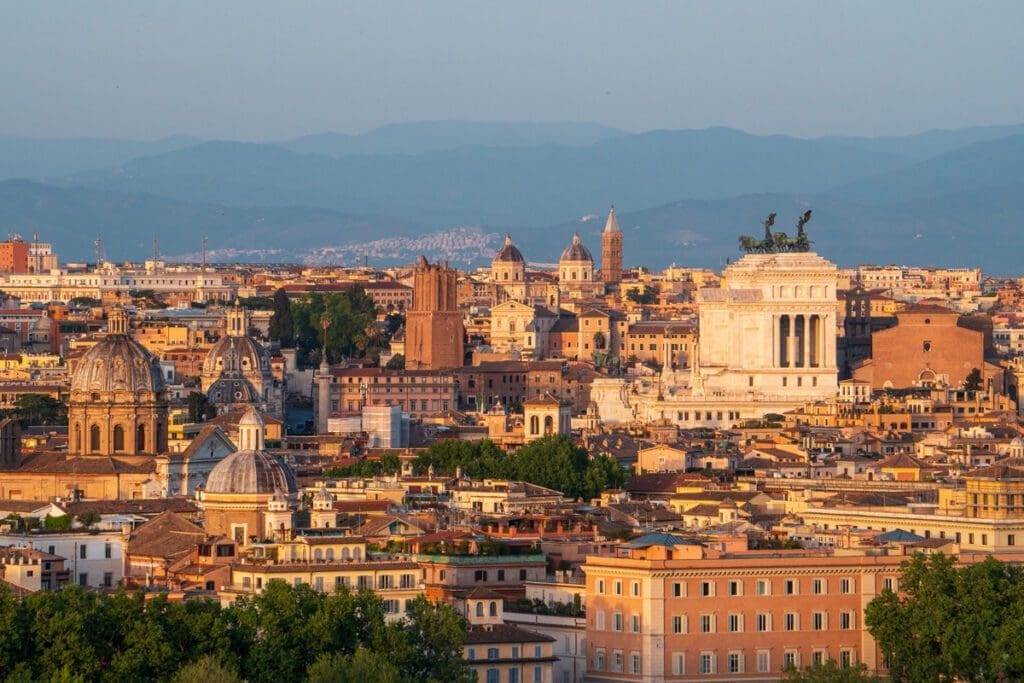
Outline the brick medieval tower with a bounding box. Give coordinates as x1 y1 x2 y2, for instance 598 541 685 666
406 257 464 370
601 205 623 286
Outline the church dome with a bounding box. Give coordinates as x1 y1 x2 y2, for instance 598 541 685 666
69 309 165 400
202 334 271 378
560 233 593 263
205 449 297 495
207 377 260 404
494 234 524 263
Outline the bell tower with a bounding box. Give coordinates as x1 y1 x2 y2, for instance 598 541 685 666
601 205 623 286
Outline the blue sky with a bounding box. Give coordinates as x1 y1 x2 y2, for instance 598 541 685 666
1 0 1021 140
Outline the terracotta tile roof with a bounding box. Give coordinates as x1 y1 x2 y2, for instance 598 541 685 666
465 623 555 645
16 452 155 475
127 511 207 560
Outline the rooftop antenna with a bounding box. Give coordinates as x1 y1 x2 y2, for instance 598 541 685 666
201 236 208 271
94 236 103 268
152 237 158 262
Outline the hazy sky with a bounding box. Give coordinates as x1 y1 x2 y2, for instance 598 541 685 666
2 1 1022 140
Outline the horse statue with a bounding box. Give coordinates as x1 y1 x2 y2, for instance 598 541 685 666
795 209 812 251
738 235 759 253
772 231 792 252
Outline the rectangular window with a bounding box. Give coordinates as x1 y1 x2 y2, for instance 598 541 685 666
595 611 605 630
509 669 519 683
672 582 684 597
673 652 686 675
631 581 640 597
813 650 825 665
757 613 770 632
597 579 605 594
728 613 742 632
612 651 623 673
841 578 854 594
785 579 798 595
630 653 641 674
757 651 770 673
104 543 112 559
812 578 824 595
785 613 798 631
79 545 87 559
533 667 541 683
614 580 622 595
841 611 854 630
784 651 799 668
700 653 715 675
631 614 641 633
728 653 743 674
701 581 714 597
594 650 605 671
613 612 623 632
700 614 714 633
756 579 770 596
488 648 499 660
729 580 741 596
672 615 686 633
813 612 826 630
840 650 854 668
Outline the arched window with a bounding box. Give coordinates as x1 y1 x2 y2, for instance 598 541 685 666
476 602 484 617
326 549 334 561
314 549 323 561
341 547 351 560
137 424 146 452
489 601 497 616
113 425 125 452
529 415 539 435
353 547 362 560
89 424 101 453
544 415 554 435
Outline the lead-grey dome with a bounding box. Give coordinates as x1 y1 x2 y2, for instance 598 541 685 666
560 233 593 263
494 234 524 263
69 323 165 400
205 449 297 495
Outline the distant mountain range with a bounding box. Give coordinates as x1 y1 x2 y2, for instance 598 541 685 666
0 120 1021 273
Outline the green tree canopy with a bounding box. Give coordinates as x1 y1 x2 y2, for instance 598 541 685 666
0 581 468 683
291 289 377 366
269 288 295 347
964 367 983 392
413 435 627 500
8 393 67 427
865 554 1024 682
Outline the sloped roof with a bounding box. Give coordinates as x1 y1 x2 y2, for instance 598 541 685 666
127 511 207 559
965 457 1024 480
621 532 702 549
874 529 924 544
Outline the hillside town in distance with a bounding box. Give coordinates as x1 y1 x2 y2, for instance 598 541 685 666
2 207 1024 682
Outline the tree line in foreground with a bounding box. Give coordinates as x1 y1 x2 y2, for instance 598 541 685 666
0 581 470 683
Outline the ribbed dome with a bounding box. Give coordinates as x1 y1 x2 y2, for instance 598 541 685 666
70 333 166 399
205 449 297 495
206 377 259 404
560 233 593 263
493 234 524 263
202 334 271 377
